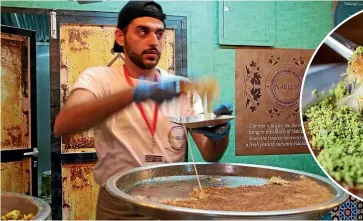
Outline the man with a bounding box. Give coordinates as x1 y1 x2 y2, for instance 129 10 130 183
54 0 233 219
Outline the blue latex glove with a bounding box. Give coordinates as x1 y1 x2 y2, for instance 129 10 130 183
133 78 181 103
191 103 233 141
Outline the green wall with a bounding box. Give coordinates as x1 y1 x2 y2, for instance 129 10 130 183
2 1 333 177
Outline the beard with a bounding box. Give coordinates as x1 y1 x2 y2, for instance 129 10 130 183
123 39 161 69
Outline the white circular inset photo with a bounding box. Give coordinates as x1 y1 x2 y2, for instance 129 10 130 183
300 10 363 201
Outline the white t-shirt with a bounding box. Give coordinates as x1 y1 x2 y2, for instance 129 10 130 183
70 66 204 186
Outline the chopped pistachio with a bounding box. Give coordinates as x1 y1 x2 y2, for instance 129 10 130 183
312 89 319 97
305 84 363 186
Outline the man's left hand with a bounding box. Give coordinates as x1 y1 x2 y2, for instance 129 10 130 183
191 103 233 141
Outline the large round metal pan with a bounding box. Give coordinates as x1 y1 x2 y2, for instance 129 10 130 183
106 162 348 220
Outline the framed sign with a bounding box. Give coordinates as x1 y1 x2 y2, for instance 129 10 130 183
236 47 313 156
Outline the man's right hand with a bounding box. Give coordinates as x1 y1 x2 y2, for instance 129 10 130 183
133 78 181 103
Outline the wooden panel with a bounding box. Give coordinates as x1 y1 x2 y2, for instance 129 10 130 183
59 24 175 153
236 47 313 156
62 163 99 220
1 32 31 150
0 159 31 194
59 24 117 153
158 29 175 74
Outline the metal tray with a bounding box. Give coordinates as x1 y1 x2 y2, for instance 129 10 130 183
106 162 348 220
300 63 347 113
170 113 235 129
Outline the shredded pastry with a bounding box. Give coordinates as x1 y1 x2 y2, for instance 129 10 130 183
163 177 334 212
346 46 363 81
181 77 220 113
267 176 289 186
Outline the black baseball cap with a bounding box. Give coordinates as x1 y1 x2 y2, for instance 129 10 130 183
112 0 166 53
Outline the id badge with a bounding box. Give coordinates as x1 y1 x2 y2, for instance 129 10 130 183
144 154 163 163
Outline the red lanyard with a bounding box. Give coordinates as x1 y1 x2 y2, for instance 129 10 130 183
123 65 159 138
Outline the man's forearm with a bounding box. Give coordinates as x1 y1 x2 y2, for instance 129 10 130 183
203 135 229 161
191 132 229 162
54 89 134 136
